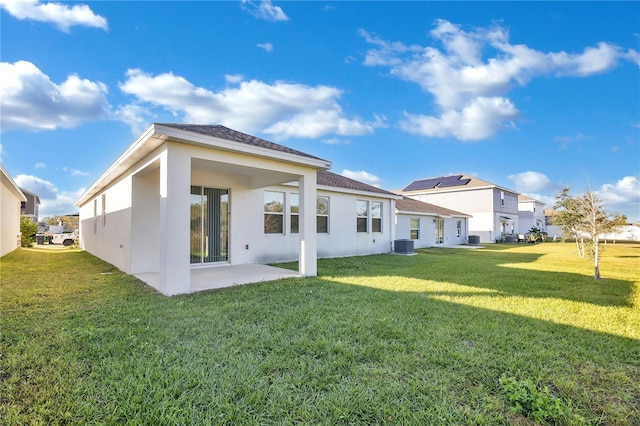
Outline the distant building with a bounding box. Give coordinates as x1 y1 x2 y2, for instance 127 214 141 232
517 194 546 234
398 175 520 243
19 188 40 222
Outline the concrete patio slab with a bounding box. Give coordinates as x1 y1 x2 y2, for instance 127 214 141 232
135 264 301 294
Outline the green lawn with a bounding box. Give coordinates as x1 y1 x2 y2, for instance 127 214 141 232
1 243 639 425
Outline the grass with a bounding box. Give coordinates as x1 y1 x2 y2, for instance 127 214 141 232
1 243 639 425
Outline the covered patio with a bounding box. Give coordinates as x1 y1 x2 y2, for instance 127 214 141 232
135 264 301 294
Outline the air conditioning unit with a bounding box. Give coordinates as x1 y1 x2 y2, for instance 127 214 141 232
394 239 414 255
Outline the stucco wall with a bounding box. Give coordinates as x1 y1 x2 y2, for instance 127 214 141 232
396 214 467 248
1 181 22 257
79 174 133 272
518 201 545 233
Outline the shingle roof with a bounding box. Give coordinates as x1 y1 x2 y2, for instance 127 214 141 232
395 197 470 217
403 174 471 191
158 123 326 162
317 170 398 197
518 194 542 203
402 174 517 194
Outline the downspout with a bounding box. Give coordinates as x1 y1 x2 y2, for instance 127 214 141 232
390 199 396 253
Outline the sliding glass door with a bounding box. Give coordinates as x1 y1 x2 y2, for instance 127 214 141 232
190 186 229 264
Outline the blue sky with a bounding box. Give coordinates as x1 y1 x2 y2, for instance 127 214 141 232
1 1 639 222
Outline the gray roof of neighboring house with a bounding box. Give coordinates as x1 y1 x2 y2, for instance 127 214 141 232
395 196 470 217
403 174 471 191
402 174 518 194
518 194 543 204
159 123 326 162
19 187 41 204
317 170 399 197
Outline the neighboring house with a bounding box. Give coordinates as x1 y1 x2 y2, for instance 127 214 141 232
398 175 520 243
395 197 470 248
76 124 400 296
1 163 27 257
19 187 40 222
517 195 546 234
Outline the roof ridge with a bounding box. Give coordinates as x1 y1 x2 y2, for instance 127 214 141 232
156 123 327 162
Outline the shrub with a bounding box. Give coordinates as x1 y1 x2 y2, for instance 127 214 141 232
19 215 37 247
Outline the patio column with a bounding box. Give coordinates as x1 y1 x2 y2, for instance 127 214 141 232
298 171 317 277
159 144 191 295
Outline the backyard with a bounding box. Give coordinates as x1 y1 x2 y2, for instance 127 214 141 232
1 242 639 425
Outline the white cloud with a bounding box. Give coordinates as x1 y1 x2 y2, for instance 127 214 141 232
113 103 155 135
508 171 553 192
0 60 109 132
257 42 273 52
0 0 108 31
553 133 587 150
595 176 640 221
341 169 383 187
400 96 518 141
597 176 640 207
14 174 84 217
118 69 383 139
225 74 244 84
362 19 638 141
241 0 288 22
35 162 46 169
521 192 557 208
62 167 90 177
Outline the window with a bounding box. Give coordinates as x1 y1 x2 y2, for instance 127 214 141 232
102 194 106 227
371 201 382 233
500 191 505 207
435 218 444 244
264 191 284 234
290 194 299 234
356 200 368 233
456 220 461 237
93 199 98 234
317 196 329 233
410 218 420 240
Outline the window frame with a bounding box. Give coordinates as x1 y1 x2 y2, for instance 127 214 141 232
410 218 420 240
435 218 444 244
101 194 106 227
290 193 299 234
316 196 329 234
356 200 368 233
264 191 285 234
371 201 382 233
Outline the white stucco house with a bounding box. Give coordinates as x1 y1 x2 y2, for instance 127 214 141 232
76 124 402 296
517 195 546 234
398 175 520 243
1 163 27 257
395 197 470 248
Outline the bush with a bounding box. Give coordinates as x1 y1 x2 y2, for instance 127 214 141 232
20 215 37 247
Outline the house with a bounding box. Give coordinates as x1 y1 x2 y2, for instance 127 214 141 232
76 123 401 296
398 174 520 243
517 194 546 234
1 163 27 257
395 197 470 248
19 187 40 222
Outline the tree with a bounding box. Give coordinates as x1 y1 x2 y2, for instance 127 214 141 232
553 188 626 279
20 215 38 247
552 188 586 257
